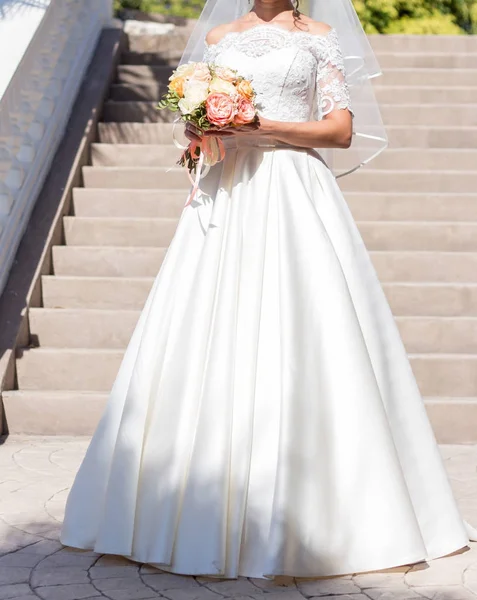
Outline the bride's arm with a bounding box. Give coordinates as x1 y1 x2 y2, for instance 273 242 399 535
187 112 353 150
257 112 353 150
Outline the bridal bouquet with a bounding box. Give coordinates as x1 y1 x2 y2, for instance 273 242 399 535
157 62 258 173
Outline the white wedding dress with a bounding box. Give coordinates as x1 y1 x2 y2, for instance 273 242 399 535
61 25 476 579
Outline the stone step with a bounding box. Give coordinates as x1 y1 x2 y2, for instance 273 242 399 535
4 390 474 441
110 82 477 105
119 51 477 70
121 50 183 66
52 246 167 277
339 170 477 193
15 346 477 397
98 122 176 144
97 122 477 148
16 348 123 392
127 31 193 54
42 276 477 316
347 192 477 222
103 101 175 123
369 149 477 171
52 244 477 284
369 35 477 53
373 251 477 284
359 221 477 252
82 166 477 193
41 276 153 310
115 65 477 87
63 214 477 252
63 216 178 247
100 101 477 127
380 104 477 127
109 82 168 101
427 398 477 444
82 166 186 189
377 52 477 69
387 125 477 149
91 144 477 172
28 306 477 355
2 390 108 436
28 308 139 349
122 50 477 70
126 34 477 56
72 188 185 218
374 85 477 105
397 317 477 354
410 353 477 397
386 283 477 317
116 65 174 85
90 143 177 166
381 68 477 87
73 189 477 222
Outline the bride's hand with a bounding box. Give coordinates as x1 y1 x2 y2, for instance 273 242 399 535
185 118 275 142
203 117 274 138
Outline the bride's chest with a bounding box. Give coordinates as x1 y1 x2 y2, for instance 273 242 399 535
216 45 316 95
210 32 320 121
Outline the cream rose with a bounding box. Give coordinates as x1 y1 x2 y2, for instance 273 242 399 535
178 80 209 115
190 62 212 83
214 66 237 83
172 62 196 80
209 77 237 97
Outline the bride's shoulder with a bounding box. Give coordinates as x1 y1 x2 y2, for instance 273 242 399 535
205 21 240 45
298 17 333 37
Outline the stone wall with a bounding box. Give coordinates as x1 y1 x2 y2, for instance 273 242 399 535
0 0 113 295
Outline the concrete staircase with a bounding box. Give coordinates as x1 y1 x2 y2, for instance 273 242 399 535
3 33 477 441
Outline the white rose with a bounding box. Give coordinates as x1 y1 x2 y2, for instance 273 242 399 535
178 81 209 114
209 77 237 97
172 62 196 80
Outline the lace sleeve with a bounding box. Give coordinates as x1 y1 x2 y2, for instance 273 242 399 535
315 29 352 118
203 42 218 64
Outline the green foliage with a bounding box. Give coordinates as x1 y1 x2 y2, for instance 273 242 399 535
352 0 477 33
385 12 463 33
115 0 477 34
115 0 203 18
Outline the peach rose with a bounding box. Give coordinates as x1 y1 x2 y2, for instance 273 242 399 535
214 66 237 82
206 92 236 127
236 79 254 100
190 62 212 83
169 76 185 97
234 97 256 126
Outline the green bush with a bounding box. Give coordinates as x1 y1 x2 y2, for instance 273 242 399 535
114 0 477 34
353 0 477 33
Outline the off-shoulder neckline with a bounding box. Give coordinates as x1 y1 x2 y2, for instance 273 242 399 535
204 24 336 49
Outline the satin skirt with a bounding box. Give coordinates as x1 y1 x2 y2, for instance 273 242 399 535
60 145 474 578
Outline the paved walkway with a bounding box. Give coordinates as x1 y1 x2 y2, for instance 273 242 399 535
0 437 476 600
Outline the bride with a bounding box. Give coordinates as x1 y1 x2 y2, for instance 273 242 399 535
61 0 476 579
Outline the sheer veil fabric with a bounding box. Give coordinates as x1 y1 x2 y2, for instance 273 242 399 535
180 0 388 177
61 0 476 580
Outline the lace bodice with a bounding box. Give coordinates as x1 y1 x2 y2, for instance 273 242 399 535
203 25 351 123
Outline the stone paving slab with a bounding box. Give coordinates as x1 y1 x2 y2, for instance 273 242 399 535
0 437 476 600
